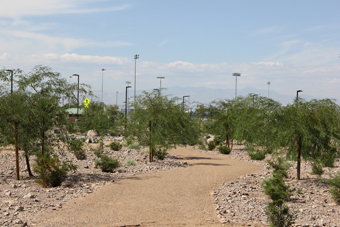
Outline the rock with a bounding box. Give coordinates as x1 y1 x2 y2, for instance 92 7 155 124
14 206 24 212
87 130 98 137
14 220 23 224
23 193 35 199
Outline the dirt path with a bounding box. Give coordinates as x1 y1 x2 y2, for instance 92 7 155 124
33 146 262 227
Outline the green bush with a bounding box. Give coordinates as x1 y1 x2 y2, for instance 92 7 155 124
207 141 216 151
198 144 207 150
321 172 340 205
154 148 167 160
126 138 133 146
94 149 104 158
34 154 76 187
124 160 136 166
110 142 122 151
69 139 86 160
311 161 324 176
218 146 231 155
95 155 120 172
248 150 266 160
261 158 297 226
128 143 140 150
214 135 222 146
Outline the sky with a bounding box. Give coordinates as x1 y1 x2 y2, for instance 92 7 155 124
1 0 340 105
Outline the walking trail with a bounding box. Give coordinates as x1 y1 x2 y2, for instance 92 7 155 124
33 146 262 227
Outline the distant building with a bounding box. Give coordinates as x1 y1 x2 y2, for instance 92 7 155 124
66 108 85 122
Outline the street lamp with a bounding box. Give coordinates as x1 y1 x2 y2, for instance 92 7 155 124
70 74 80 120
232 73 241 99
267 82 271 98
296 90 303 102
101 69 106 103
125 86 131 117
157 77 165 96
6 69 19 180
153 89 160 97
116 91 118 106
134 54 139 100
183 95 190 111
253 94 258 106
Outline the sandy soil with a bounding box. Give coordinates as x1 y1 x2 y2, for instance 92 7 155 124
31 146 262 227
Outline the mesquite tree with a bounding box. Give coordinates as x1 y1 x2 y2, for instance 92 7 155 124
125 91 199 162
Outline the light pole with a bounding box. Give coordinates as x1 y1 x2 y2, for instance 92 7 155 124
6 69 13 94
296 90 303 102
101 69 106 103
296 89 303 180
232 73 241 99
116 91 118 106
157 77 165 96
183 95 190 111
134 54 139 101
153 89 160 97
6 69 19 180
125 86 131 117
70 74 80 120
267 82 271 98
253 94 258 106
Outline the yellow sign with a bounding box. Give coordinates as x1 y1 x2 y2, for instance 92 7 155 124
83 97 90 108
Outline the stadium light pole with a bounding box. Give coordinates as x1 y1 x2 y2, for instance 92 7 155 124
134 54 139 100
157 77 165 96
6 69 13 94
70 74 80 120
101 69 106 103
267 82 271 98
233 73 241 99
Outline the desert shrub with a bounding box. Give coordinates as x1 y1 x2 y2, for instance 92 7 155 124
94 149 104 158
261 158 297 226
248 150 266 160
311 161 324 176
34 154 76 187
125 138 133 146
128 143 140 150
124 159 136 166
109 131 119 137
214 135 222 146
110 142 122 151
218 146 231 155
207 141 216 151
321 172 340 205
95 155 120 172
198 144 207 150
69 139 86 160
154 148 167 160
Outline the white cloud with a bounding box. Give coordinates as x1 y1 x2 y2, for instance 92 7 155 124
252 26 285 36
0 0 131 18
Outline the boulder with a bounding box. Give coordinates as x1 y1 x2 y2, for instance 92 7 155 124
87 130 98 137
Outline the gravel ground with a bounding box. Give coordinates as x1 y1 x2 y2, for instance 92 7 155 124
197 145 340 227
0 136 187 227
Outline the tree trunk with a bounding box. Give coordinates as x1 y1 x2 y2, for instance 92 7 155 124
297 135 302 180
226 124 229 148
24 150 34 178
14 122 20 180
149 120 152 162
42 118 45 156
